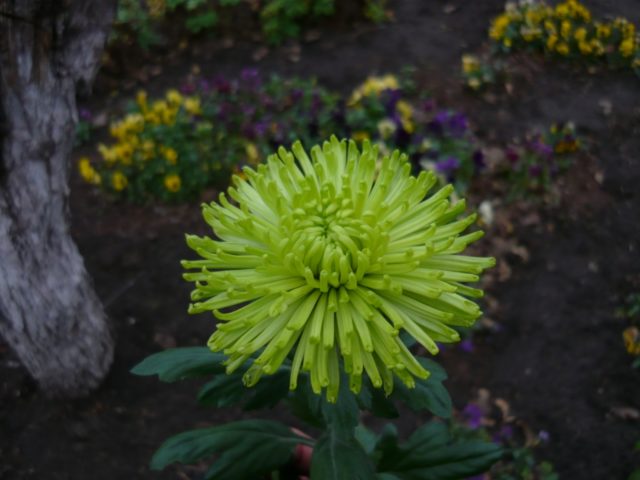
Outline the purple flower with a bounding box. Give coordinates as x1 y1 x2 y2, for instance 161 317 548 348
254 120 268 138
242 105 256 117
180 82 197 95
505 148 519 164
383 89 402 115
212 75 231 94
199 79 212 93
462 403 483 429
447 113 468 136
529 164 542 177
310 92 323 116
435 156 460 174
290 88 304 103
422 99 436 112
531 140 553 157
492 424 514 443
538 430 550 442
459 339 474 353
240 68 261 89
78 107 92 121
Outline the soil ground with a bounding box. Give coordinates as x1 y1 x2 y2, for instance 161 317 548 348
1 1 640 479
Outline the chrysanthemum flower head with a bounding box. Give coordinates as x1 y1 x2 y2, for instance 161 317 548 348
183 137 494 402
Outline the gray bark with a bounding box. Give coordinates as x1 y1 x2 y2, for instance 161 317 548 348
0 0 116 397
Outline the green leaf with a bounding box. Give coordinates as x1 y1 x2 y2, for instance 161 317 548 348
185 11 218 33
151 420 306 480
198 366 291 410
198 375 245 407
131 347 225 382
391 358 452 418
375 421 503 480
320 379 360 434
311 424 376 480
354 425 378 455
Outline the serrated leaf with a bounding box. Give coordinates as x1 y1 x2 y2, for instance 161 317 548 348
375 421 502 480
151 420 306 480
391 358 452 418
131 347 225 382
311 424 376 480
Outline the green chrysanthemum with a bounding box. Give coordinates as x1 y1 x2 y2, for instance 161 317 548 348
183 137 494 402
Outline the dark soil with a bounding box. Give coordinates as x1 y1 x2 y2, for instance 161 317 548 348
2 1 640 479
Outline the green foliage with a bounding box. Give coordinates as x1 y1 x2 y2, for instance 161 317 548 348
112 0 389 49
150 419 309 479
133 346 501 479
130 346 226 381
371 422 503 479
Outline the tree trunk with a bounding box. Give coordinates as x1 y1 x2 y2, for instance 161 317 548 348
0 0 116 397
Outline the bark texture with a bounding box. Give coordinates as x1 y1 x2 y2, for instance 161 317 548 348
0 0 116 397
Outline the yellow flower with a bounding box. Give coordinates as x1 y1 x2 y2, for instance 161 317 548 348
620 38 635 58
547 34 559 50
624 326 640 355
246 143 260 163
468 77 482 90
377 119 397 139
164 174 181 193
163 146 178 165
578 41 592 55
555 4 569 18
521 26 542 42
544 20 556 33
462 54 480 74
98 143 118 165
166 89 183 106
348 75 399 105
111 171 128 191
596 23 611 39
115 143 134 165
503 37 513 48
184 97 202 115
556 42 570 56
352 131 370 142
591 39 605 56
396 100 414 133
490 14 511 40
147 0 166 18
136 90 148 110
574 27 587 43
141 140 156 160
78 157 101 185
561 20 572 39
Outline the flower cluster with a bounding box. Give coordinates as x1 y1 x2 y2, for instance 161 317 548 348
488 0 640 75
345 76 485 192
500 122 581 197
183 137 494 401
461 54 500 90
79 89 218 201
80 70 483 201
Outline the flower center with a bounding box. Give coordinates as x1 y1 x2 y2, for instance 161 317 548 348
282 173 387 293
